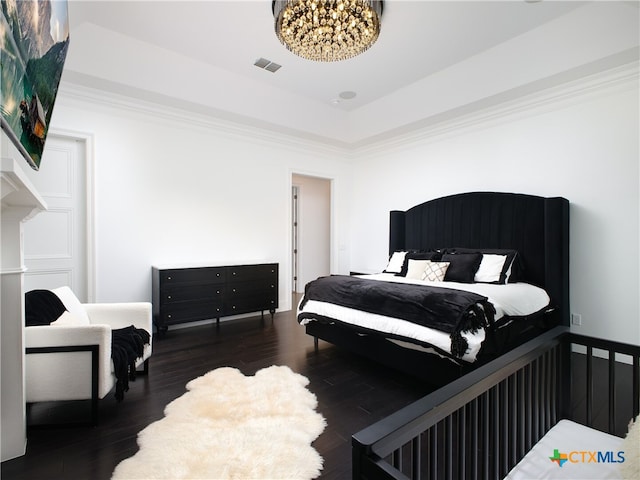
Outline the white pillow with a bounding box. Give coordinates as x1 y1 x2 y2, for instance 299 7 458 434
474 254 507 283
385 251 407 273
405 259 431 280
422 261 450 282
503 257 516 283
51 286 91 325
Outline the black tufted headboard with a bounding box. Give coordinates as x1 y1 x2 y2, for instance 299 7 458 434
389 192 570 326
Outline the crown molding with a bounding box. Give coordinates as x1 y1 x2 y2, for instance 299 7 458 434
350 56 639 159
58 54 638 162
57 78 349 159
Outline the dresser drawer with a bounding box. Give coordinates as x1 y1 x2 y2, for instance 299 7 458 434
225 295 277 316
159 283 224 305
226 279 277 297
160 267 226 285
160 302 224 325
227 264 277 282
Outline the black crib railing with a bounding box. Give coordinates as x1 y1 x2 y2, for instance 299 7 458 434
352 327 640 480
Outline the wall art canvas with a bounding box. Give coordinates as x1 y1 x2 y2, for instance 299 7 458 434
1 0 69 170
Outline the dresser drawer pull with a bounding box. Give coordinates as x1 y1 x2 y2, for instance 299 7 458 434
232 288 236 292
167 295 172 300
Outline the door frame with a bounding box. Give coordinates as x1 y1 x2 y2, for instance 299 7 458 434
291 184 300 293
48 128 96 302
290 172 333 294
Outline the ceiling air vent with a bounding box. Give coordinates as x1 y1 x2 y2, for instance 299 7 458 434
254 57 281 73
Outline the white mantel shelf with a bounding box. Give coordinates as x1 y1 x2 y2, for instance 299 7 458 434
1 156 47 462
1 157 46 212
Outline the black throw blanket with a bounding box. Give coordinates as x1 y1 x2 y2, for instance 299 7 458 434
299 275 496 358
112 326 151 402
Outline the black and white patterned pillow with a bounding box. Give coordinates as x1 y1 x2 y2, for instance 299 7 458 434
422 261 450 282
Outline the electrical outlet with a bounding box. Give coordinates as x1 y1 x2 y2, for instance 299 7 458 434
571 313 582 326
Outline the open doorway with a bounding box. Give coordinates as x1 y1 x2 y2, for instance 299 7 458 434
292 174 331 294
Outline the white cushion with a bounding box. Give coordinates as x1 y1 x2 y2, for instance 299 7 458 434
406 259 430 280
422 260 450 282
51 286 90 325
50 311 85 326
385 251 407 273
474 254 507 283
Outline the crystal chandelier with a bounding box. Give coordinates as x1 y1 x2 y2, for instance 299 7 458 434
273 0 384 62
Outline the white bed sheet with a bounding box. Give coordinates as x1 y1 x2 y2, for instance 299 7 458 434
298 274 551 362
504 420 624 479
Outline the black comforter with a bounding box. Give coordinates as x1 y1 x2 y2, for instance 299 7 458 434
298 275 496 358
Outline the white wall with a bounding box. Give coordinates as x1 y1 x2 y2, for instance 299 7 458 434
292 174 331 292
349 66 639 345
46 61 639 346
47 87 353 312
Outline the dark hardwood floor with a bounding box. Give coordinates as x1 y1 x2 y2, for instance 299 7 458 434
2 297 436 480
4 297 631 480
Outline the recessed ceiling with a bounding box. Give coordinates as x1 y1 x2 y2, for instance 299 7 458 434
62 1 638 147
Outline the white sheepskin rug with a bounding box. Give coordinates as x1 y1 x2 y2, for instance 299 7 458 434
620 417 639 480
111 365 326 480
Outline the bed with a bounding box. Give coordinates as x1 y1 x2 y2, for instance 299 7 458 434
298 191 570 383
351 326 640 480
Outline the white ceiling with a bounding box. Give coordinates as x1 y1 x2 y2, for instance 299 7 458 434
62 1 639 147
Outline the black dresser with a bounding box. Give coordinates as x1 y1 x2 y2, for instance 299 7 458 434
152 263 278 335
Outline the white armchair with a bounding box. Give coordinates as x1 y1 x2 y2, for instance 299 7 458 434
25 286 152 425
